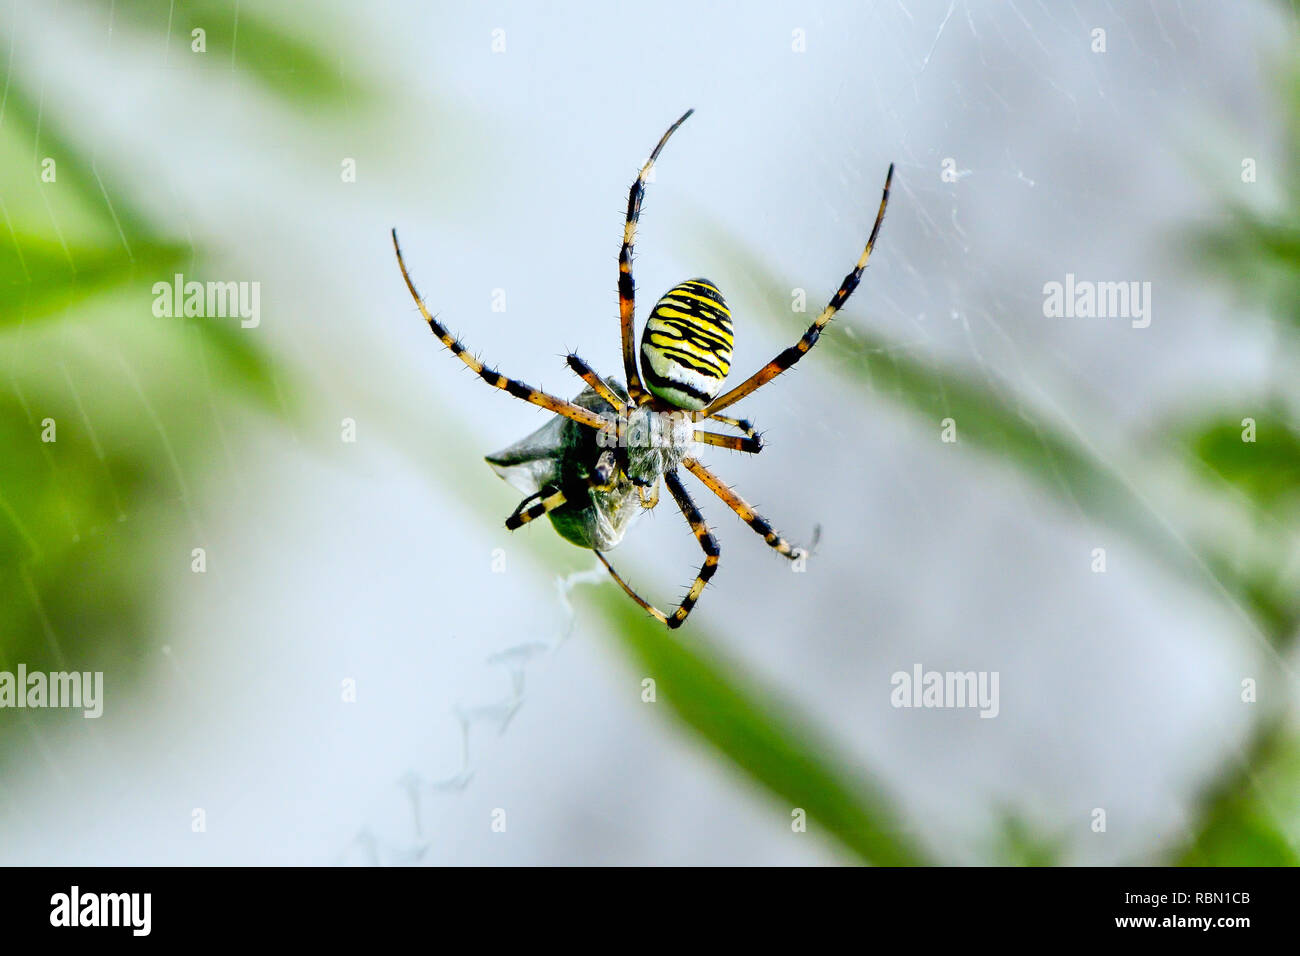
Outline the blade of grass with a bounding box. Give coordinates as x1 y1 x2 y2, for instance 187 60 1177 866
585 586 930 865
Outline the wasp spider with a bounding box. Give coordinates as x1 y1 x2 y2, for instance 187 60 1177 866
392 109 893 628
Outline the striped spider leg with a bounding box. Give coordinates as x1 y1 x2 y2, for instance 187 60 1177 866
703 163 894 415
681 457 810 561
504 487 567 531
504 446 619 531
692 413 762 454
392 229 609 433
564 353 626 414
595 468 719 629
564 352 633 486
618 109 695 405
705 413 761 446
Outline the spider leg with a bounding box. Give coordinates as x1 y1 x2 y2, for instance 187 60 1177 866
392 230 608 432
563 356 636 482
619 109 694 405
695 413 763 453
508 447 624 532
593 469 719 629
565 354 626 413
504 487 567 531
662 469 720 628
703 163 894 414
693 430 761 454
681 457 806 561
594 550 668 626
707 413 759 439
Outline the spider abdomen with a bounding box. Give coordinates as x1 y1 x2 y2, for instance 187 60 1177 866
639 278 733 410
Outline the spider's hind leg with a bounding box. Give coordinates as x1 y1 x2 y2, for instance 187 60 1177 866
592 470 719 629
594 551 669 626
662 469 720 628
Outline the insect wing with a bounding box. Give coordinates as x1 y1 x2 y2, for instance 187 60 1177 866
484 414 568 497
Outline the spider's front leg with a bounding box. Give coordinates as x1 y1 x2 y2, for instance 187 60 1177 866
704 163 894 415
564 353 640 486
392 230 608 432
618 109 695 405
565 354 625 414
505 445 622 532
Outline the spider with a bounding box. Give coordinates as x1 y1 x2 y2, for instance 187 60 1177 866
392 108 893 628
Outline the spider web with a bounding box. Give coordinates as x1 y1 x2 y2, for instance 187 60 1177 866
2 0 1296 867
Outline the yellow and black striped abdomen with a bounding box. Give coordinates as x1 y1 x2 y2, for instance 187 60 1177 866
639 278 733 410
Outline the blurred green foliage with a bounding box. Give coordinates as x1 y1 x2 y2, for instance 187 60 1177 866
0 2 330 757
991 812 1065 867
2 1 1295 866
1194 64 1300 331
1164 59 1300 867
1177 722 1300 866
1181 412 1300 515
83 0 358 105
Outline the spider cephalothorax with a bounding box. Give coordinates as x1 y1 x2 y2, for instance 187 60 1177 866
393 109 893 628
